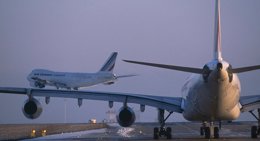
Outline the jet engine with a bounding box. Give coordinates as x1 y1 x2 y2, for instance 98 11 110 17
22 98 43 119
116 106 136 127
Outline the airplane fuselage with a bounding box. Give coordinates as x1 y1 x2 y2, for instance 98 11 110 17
182 60 241 121
28 69 116 89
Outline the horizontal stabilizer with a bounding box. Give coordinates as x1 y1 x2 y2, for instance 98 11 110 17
116 74 138 79
123 60 203 74
240 95 260 112
233 65 260 73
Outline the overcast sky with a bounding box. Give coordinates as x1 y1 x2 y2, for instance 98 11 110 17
0 0 260 124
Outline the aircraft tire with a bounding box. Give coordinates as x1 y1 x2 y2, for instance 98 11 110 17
214 127 219 138
166 127 172 139
153 127 159 139
200 127 204 136
205 127 210 139
251 126 258 138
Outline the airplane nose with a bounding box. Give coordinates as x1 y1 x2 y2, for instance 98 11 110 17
217 63 223 71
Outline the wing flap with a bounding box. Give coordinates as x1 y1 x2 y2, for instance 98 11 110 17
0 87 183 113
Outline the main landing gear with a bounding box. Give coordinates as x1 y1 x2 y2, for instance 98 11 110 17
249 109 260 138
153 109 173 140
200 122 220 139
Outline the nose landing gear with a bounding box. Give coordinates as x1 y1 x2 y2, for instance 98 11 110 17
200 122 220 139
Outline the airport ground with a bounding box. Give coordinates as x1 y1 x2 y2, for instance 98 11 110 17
0 123 107 140
0 121 259 141
72 122 258 141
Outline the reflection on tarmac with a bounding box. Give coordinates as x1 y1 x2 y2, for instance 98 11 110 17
26 122 258 141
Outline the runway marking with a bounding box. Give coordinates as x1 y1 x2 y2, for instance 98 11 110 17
22 128 106 141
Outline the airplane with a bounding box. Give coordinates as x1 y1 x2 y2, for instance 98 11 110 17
27 52 135 90
1 0 260 139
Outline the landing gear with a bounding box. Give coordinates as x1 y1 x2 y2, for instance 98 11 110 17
153 109 173 140
214 127 219 138
154 127 172 139
35 82 45 88
251 126 259 138
200 122 219 139
249 109 260 138
153 127 159 139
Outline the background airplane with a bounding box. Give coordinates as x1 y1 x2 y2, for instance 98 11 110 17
27 52 135 90
0 0 260 140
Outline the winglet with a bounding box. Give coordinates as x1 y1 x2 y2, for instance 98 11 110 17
99 52 118 72
214 0 223 61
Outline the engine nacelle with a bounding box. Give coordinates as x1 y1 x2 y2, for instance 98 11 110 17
22 98 43 119
116 106 136 127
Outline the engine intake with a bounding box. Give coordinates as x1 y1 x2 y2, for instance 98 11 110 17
117 106 136 127
23 98 43 119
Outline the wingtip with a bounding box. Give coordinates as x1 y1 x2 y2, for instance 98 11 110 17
122 59 137 63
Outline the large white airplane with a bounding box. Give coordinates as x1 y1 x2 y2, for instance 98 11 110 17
1 0 260 139
27 52 135 90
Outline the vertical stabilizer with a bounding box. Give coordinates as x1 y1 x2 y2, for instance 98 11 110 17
99 52 118 72
213 0 223 61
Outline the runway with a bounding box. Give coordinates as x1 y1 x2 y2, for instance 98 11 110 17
24 121 258 141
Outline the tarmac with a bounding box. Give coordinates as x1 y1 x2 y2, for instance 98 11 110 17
0 123 107 140
20 121 260 141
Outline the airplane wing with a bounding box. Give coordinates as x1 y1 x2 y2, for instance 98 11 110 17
240 95 260 112
0 87 183 113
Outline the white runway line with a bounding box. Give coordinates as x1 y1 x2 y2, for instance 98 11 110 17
22 128 106 141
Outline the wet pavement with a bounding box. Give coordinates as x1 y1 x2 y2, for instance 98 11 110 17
25 122 259 141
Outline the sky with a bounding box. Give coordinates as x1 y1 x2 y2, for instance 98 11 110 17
0 0 260 124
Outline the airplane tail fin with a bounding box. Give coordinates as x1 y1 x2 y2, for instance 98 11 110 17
213 0 223 61
213 0 260 73
99 52 118 72
124 0 260 74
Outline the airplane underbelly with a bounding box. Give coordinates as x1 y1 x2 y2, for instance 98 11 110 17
183 76 240 121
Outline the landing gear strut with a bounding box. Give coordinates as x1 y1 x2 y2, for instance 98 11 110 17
200 122 219 139
153 109 173 140
249 109 260 138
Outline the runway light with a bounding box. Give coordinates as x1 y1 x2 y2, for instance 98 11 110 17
89 119 97 124
31 129 36 138
41 129 47 136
